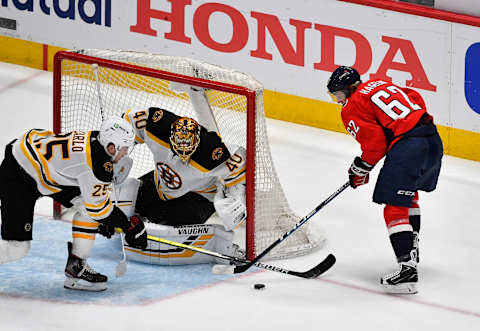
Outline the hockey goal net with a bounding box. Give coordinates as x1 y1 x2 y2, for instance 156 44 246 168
53 49 324 260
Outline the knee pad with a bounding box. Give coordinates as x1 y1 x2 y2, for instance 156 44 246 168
125 223 235 265
113 178 140 217
384 205 411 235
0 240 31 264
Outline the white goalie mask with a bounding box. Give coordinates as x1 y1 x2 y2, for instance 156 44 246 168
98 116 136 159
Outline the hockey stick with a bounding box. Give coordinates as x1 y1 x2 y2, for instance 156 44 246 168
146 234 335 279
92 63 106 120
113 184 127 278
92 63 128 277
233 181 350 274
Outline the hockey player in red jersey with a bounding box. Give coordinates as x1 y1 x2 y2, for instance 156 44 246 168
327 66 443 294
0 116 147 291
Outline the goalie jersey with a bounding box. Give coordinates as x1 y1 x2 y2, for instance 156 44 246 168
123 108 246 201
11 130 116 221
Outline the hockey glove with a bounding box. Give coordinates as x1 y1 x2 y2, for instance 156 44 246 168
122 215 147 249
97 223 115 239
348 156 373 188
214 183 246 231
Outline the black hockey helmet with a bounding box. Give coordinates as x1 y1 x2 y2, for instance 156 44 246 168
327 66 361 105
327 66 361 93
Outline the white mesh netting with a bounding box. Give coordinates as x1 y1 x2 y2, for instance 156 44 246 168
55 49 324 259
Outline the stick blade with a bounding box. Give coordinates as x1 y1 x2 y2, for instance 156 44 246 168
116 261 126 278
300 254 336 279
233 262 253 274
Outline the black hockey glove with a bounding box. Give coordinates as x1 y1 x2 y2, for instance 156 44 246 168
348 156 373 189
97 223 115 239
122 215 147 249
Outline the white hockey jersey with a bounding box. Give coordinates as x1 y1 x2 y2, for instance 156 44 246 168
11 129 115 221
123 108 246 201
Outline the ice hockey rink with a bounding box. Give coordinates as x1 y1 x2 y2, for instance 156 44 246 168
0 62 479 331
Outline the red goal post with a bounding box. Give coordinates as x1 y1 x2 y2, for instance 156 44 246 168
53 49 324 260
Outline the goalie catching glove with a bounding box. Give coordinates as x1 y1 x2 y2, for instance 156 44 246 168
214 183 246 231
348 156 374 188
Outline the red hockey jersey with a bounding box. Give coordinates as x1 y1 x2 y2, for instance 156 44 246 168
341 79 429 165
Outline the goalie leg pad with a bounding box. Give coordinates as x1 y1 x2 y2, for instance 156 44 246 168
125 222 238 265
0 240 30 264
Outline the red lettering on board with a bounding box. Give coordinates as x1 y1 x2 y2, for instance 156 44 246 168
130 0 191 43
313 24 372 75
193 3 248 53
250 12 312 67
370 36 437 92
128 0 436 92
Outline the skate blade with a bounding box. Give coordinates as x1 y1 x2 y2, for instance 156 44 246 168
381 282 417 294
64 277 107 292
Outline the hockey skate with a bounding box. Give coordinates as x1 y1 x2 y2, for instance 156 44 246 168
380 255 418 294
64 242 107 292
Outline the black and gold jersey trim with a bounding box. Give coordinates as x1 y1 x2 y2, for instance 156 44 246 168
84 198 113 219
224 165 246 188
20 129 60 193
189 128 230 172
89 131 114 183
145 107 176 147
144 107 231 172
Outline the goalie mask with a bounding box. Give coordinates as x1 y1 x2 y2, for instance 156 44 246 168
98 116 136 160
170 117 201 162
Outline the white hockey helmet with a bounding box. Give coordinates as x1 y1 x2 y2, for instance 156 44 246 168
98 116 135 158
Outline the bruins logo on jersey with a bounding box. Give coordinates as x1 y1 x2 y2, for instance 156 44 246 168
103 162 113 173
212 147 223 161
156 162 182 189
152 109 164 122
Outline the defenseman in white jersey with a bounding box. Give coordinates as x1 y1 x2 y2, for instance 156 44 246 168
116 105 247 265
0 116 147 291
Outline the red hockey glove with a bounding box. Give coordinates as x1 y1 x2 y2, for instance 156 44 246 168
348 157 373 189
122 215 147 249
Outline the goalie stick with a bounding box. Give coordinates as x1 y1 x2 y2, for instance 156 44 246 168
146 234 335 279
233 181 350 274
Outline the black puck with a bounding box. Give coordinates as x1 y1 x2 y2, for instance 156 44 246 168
254 283 265 290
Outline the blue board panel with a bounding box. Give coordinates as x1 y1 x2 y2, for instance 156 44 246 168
0 217 238 305
465 42 480 115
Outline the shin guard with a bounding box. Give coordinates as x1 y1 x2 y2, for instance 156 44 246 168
384 205 413 262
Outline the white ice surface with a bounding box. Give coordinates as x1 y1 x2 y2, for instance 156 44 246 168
0 62 479 330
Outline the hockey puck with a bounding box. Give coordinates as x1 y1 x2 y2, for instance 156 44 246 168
254 283 266 290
